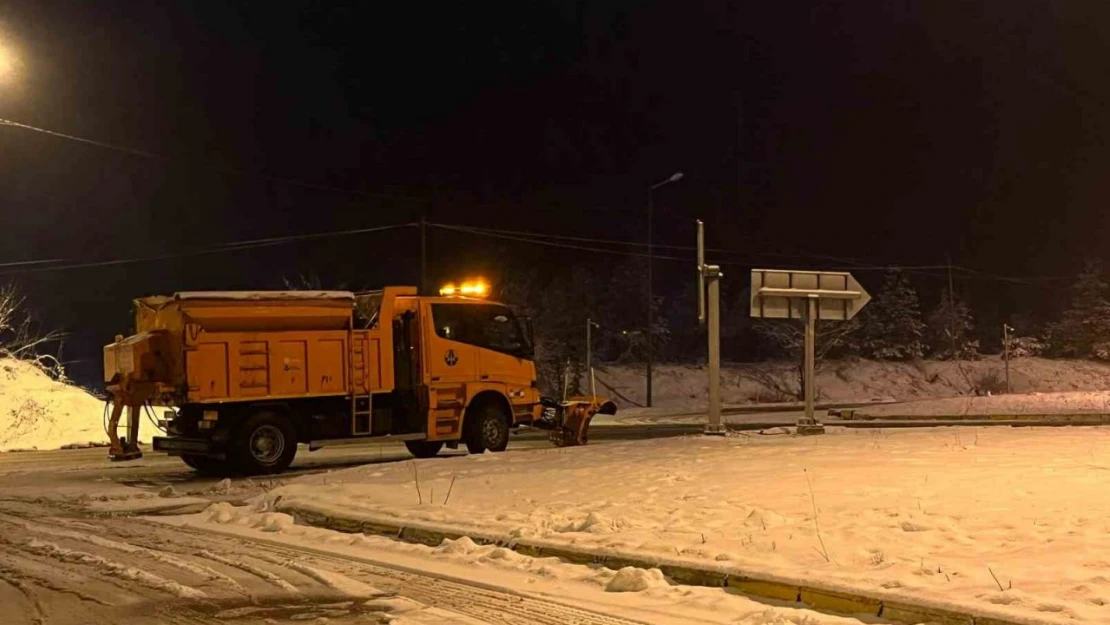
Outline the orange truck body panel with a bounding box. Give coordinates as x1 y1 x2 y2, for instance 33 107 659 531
108 289 409 403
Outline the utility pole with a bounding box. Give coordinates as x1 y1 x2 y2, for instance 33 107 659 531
946 253 958 359
1003 323 1013 394
646 172 684 408
420 215 428 295
586 318 599 375
646 188 654 408
697 220 725 435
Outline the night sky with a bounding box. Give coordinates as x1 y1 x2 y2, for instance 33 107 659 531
2 1 1109 385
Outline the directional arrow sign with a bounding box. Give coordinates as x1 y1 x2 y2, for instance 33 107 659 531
750 269 871 321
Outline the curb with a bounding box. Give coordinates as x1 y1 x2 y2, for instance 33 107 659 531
280 504 1046 625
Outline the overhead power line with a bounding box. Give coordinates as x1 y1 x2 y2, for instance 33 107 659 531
0 223 416 276
0 258 67 269
0 117 432 204
0 117 645 216
0 215 1071 288
429 222 1065 285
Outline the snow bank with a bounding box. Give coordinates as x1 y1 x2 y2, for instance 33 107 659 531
852 390 1110 417
265 428 1110 624
172 502 874 625
597 356 1110 411
0 358 147 451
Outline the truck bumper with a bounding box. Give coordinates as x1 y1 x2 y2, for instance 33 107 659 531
152 436 216 456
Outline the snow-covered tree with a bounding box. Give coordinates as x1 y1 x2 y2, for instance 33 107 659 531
1046 260 1110 359
926 293 978 359
858 269 926 360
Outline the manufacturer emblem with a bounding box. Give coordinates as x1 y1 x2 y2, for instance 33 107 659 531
445 349 458 366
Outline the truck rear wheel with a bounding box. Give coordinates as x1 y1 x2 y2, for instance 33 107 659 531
230 411 297 475
181 454 228 476
464 402 510 454
404 440 444 458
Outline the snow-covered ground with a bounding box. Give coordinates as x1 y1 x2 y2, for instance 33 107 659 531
0 357 156 451
847 390 1110 417
257 427 1110 624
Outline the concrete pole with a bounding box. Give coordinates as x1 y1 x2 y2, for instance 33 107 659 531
697 220 725 436
646 189 654 408
705 266 724 435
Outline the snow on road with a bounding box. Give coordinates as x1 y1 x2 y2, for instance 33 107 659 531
2 504 686 625
168 501 873 625
259 427 1110 624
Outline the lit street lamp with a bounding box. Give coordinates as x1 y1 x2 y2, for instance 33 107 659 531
0 40 19 87
646 171 684 407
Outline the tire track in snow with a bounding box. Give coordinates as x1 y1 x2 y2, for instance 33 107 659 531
196 550 299 594
0 566 45 625
281 560 387 597
0 558 113 607
5 518 247 595
16 539 208 600
18 516 306 599
225 540 653 625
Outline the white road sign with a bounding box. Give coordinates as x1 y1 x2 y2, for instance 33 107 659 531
749 269 871 321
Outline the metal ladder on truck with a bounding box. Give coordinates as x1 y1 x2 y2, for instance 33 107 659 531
348 323 373 435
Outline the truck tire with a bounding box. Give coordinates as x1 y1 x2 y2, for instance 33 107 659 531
230 411 298 475
464 401 510 454
180 454 229 476
404 440 444 458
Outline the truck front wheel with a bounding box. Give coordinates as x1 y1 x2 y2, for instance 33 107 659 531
231 411 298 475
464 402 510 454
404 440 444 458
180 454 229 476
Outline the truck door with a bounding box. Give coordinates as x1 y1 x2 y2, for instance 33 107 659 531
471 304 536 420
422 302 480 439
422 302 479 385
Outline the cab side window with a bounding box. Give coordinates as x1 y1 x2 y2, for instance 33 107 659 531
431 304 471 343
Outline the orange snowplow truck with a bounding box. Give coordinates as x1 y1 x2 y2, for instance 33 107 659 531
101 286 615 475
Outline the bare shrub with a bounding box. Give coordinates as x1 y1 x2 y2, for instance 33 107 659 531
1 398 52 447
1007 336 1046 358
973 369 1007 395
0 283 66 380
736 363 800 402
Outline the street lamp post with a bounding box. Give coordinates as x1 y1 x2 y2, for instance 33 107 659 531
646 171 684 408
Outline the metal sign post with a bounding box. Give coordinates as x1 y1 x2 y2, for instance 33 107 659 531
750 269 871 435
697 220 726 435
